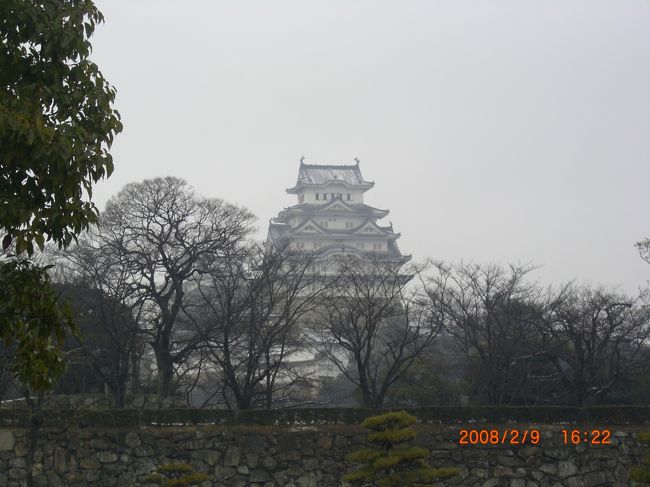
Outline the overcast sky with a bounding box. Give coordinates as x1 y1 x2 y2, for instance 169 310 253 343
89 0 649 293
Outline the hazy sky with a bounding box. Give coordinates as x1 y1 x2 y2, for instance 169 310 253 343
89 0 649 293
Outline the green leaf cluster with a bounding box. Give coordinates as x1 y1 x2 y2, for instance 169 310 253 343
343 411 459 486
1 0 122 252
144 463 211 487
0 258 78 389
0 0 120 392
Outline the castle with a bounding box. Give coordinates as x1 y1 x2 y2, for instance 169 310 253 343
266 159 410 386
267 159 409 265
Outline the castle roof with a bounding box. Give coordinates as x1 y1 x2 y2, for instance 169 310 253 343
287 161 374 193
279 199 389 219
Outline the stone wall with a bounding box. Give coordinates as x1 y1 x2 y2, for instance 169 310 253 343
0 423 647 487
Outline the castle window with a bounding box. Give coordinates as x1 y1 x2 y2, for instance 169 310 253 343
323 193 327 200
313 242 320 249
321 221 328 228
315 193 320 200
347 193 351 200
299 194 304 203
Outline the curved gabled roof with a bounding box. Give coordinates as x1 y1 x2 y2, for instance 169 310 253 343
279 200 390 219
287 161 374 193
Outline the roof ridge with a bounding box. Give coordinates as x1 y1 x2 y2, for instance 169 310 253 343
301 163 360 169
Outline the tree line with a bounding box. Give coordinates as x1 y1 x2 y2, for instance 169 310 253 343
6 176 645 410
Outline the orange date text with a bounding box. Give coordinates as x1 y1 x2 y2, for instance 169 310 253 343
458 429 541 446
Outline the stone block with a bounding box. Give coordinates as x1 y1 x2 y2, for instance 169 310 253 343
89 438 111 450
499 455 525 467
54 446 67 472
316 436 332 450
46 471 65 487
8 457 25 469
224 446 241 467
494 466 515 477
538 463 557 475
13 442 27 457
261 455 276 470
566 477 585 487
243 434 268 453
80 458 101 470
0 431 15 452
214 465 237 480
557 460 579 479
8 468 26 480
303 457 319 471
250 469 271 482
583 471 608 487
97 451 118 464
84 470 101 482
134 445 153 457
125 432 140 448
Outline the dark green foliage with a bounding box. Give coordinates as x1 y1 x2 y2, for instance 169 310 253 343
0 0 121 391
144 463 211 486
386 354 459 407
0 259 77 389
53 282 138 407
0 0 122 252
343 411 459 486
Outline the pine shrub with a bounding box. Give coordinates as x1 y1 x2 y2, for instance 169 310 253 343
343 411 459 486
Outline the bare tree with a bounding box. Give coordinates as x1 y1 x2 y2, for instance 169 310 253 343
186 243 331 410
97 177 255 397
422 262 554 405
52 237 145 407
637 238 650 265
547 285 650 405
315 256 441 409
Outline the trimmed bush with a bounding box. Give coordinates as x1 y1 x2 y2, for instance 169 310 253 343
343 411 459 486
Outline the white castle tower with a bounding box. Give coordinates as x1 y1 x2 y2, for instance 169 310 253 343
267 159 409 265
265 159 411 388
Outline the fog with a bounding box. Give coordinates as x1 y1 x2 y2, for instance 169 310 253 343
89 0 650 293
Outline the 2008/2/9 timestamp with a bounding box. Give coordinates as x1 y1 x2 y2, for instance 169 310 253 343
459 429 541 445
562 429 611 445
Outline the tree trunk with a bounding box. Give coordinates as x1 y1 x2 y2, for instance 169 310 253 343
25 391 43 487
115 376 126 409
154 348 175 398
131 348 140 394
